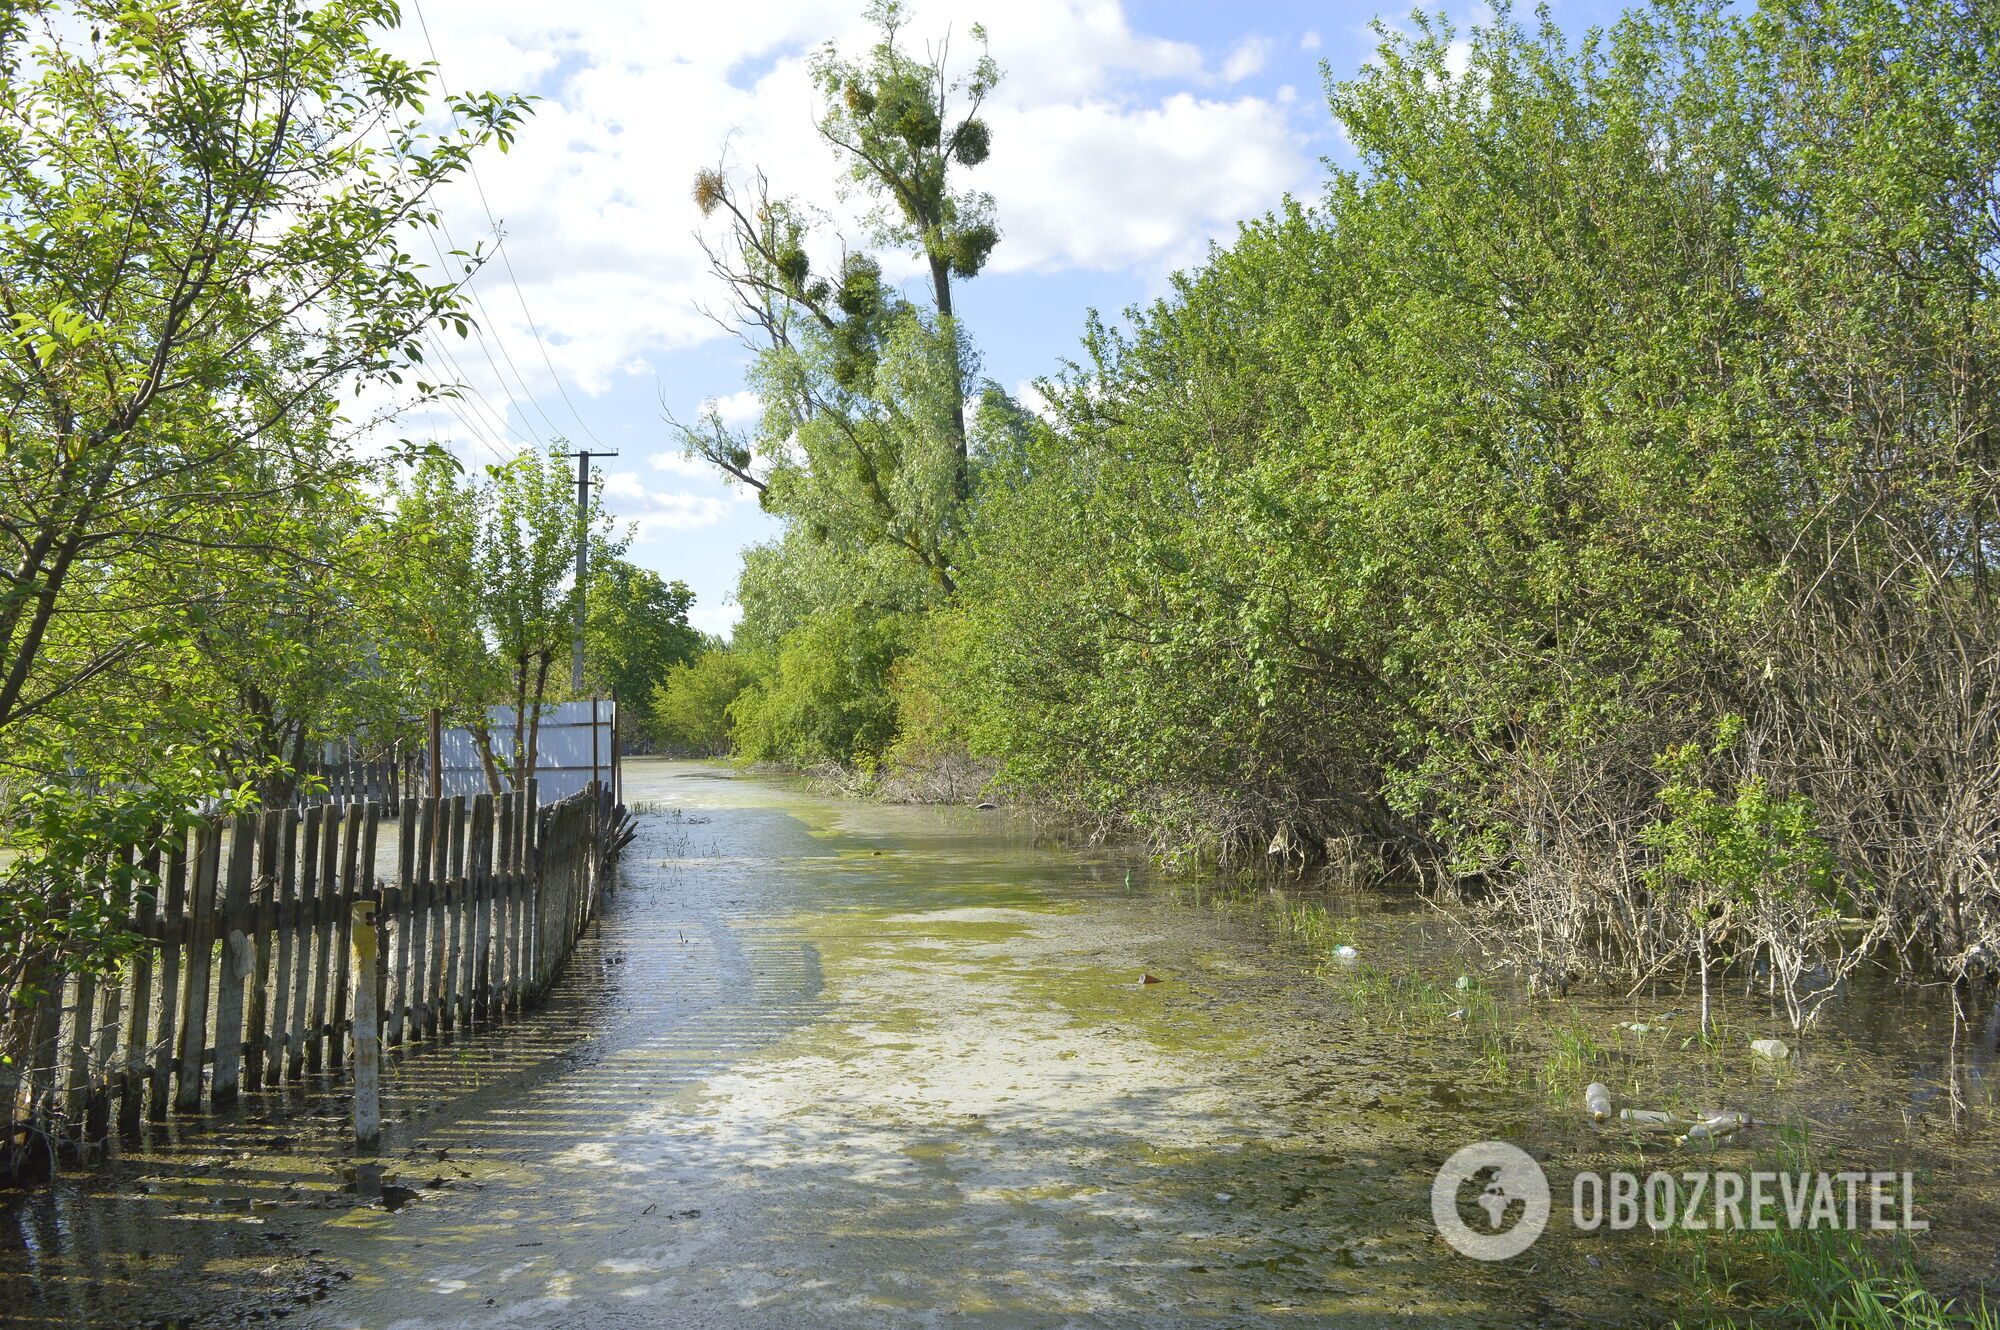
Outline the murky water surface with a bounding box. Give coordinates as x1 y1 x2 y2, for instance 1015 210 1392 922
5 760 1997 1328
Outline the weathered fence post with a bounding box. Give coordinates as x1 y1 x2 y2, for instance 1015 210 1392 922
210 814 258 1107
307 805 340 1074
350 900 381 1149
174 822 222 1112
148 828 188 1121
119 837 161 1137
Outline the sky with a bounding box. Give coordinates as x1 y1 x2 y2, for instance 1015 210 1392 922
374 0 1630 637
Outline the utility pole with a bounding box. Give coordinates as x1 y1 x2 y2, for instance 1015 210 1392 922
564 448 619 694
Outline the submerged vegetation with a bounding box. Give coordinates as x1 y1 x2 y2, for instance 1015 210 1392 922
669 0 2000 1020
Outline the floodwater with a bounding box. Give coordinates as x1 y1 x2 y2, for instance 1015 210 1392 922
4 759 1997 1328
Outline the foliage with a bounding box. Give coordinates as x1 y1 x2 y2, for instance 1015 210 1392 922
671 4 1018 769
860 0 2000 996
729 606 908 766
0 0 528 1107
586 559 701 732
0 0 525 767
384 446 625 790
650 642 761 756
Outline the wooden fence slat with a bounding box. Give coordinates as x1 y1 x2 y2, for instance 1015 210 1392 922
307 805 340 1073
209 814 258 1107
366 806 387 1060
246 812 281 1091
25 983 62 1144
350 901 381 1148
426 796 450 1037
469 794 494 1022
538 806 558 996
389 807 415 1045
149 828 189 1120
264 811 297 1085
444 795 468 1032
496 792 518 1011
174 823 221 1111
87 939 122 1143
64 961 98 1139
521 792 535 1005
330 804 364 1069
411 798 436 1039
287 807 320 1080
247 868 275 1090
120 837 161 1137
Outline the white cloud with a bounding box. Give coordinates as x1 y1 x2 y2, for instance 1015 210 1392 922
1219 36 1272 84
1300 29 1322 52
601 470 730 534
354 0 1313 423
689 603 744 635
983 93 1306 274
707 390 763 427
649 450 714 479
1013 378 1052 419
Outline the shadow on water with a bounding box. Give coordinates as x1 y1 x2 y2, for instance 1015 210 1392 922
3 758 1995 1328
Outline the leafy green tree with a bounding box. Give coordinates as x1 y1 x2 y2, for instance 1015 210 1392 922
729 607 907 766
585 558 701 734
0 0 525 1133
181 477 406 804
811 0 1000 492
674 2 1005 594
0 0 525 757
385 447 625 791
935 0 2000 994
650 642 761 756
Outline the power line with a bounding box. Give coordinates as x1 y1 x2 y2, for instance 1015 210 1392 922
407 0 609 452
369 119 532 467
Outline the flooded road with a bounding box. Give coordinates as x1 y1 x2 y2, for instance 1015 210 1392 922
7 758 1997 1327
291 760 1553 1327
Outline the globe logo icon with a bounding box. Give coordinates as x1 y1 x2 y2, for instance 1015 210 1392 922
1431 1141 1551 1260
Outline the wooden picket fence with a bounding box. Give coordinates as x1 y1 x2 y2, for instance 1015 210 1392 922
297 757 405 815
4 781 634 1162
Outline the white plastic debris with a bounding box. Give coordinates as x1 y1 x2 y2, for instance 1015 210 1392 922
1750 1038 1791 1061
1584 1083 1614 1121
1618 1108 1678 1125
1332 945 1358 958
1680 1111 1748 1145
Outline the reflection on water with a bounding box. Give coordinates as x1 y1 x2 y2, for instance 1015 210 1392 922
3 758 1995 1328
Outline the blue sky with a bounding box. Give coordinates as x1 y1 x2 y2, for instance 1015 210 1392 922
380 0 1630 636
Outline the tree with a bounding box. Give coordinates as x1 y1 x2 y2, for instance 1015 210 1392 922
384 447 624 792
380 452 512 784
182 476 405 805
586 559 701 736
650 641 760 756
810 1 1000 497
0 0 526 1174
478 447 624 789
673 1 1003 594
0 0 527 765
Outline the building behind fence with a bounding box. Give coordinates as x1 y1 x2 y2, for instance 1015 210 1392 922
299 699 622 816
2 781 635 1167
428 698 619 805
